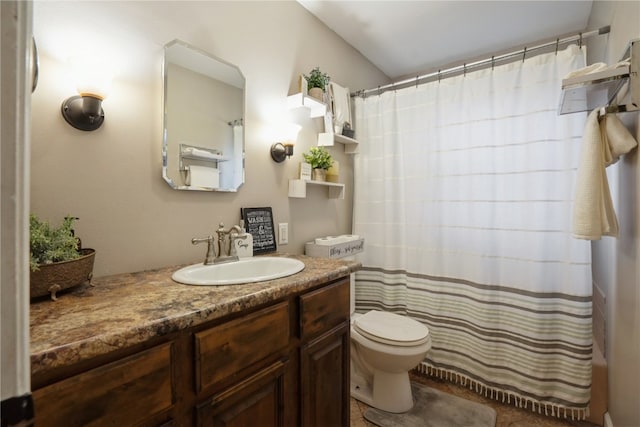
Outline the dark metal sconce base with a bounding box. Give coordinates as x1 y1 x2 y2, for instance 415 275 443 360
61 95 104 131
270 143 293 163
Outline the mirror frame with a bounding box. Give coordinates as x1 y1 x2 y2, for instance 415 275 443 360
162 39 245 192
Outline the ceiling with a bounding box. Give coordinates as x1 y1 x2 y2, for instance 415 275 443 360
297 1 593 80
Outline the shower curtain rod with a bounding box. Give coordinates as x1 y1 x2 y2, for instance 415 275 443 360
353 25 611 97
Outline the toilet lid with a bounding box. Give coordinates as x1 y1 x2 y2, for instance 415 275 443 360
354 311 430 347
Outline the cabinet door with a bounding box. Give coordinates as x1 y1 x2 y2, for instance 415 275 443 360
300 322 349 427
196 359 287 427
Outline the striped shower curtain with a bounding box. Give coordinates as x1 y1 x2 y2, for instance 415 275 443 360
352 45 593 418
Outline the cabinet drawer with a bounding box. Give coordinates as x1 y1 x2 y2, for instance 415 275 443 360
300 278 350 342
195 302 289 392
32 342 174 427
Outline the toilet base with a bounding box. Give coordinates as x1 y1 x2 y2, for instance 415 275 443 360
351 369 414 413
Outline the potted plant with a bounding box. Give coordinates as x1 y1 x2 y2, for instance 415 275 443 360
30 214 95 301
304 67 330 101
303 146 334 181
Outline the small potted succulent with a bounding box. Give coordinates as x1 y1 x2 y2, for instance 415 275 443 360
304 67 330 101
303 146 334 181
30 214 95 301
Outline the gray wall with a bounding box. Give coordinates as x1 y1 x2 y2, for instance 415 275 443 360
587 2 640 426
31 1 389 277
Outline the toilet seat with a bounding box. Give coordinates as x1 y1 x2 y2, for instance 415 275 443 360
353 311 430 347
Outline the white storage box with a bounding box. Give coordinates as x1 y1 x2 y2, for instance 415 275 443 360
305 237 364 259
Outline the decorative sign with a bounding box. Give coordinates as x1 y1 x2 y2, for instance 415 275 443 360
241 207 277 254
299 162 312 181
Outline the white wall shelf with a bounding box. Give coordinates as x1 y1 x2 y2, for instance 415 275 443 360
287 92 359 153
317 113 359 153
287 93 326 118
288 179 345 199
318 132 359 154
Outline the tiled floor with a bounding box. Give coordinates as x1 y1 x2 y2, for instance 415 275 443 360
350 372 599 427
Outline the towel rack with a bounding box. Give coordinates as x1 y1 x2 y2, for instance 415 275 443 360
559 39 639 115
179 143 227 171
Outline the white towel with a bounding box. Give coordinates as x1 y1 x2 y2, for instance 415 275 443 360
573 109 638 239
182 146 221 160
601 114 637 166
563 63 607 79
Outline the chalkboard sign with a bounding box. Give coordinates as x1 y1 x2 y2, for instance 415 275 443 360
241 207 277 254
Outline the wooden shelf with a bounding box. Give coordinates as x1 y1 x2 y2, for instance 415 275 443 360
288 179 345 199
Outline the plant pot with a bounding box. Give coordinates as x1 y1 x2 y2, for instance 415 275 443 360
309 87 324 101
30 248 96 301
312 168 327 182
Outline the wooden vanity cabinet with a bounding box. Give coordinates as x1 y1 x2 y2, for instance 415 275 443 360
195 278 351 427
31 276 351 427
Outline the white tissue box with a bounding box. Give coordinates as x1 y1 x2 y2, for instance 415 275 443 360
305 238 364 259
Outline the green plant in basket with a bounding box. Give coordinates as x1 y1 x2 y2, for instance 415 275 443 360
303 146 334 170
30 214 80 271
304 67 330 92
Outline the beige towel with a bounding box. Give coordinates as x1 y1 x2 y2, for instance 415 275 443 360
329 82 351 127
573 110 638 239
564 62 607 79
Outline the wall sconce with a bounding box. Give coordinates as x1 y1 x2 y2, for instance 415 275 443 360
270 123 301 163
270 142 294 163
61 57 113 131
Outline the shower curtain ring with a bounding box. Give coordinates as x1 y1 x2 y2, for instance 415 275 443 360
522 47 527 62
491 56 495 70
416 76 419 88
579 32 583 48
555 38 560 55
438 70 441 83
463 64 467 76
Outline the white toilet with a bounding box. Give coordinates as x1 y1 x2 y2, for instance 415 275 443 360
350 276 432 413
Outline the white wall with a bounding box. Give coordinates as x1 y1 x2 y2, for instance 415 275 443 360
1 0 32 402
587 2 640 426
31 1 389 277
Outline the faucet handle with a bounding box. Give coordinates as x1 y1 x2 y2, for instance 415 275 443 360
192 235 216 265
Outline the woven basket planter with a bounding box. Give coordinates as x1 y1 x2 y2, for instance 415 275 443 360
30 248 95 301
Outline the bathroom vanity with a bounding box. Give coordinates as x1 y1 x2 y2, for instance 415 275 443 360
29 255 359 426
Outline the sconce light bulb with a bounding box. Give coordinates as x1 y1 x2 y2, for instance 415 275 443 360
284 143 294 158
71 56 113 100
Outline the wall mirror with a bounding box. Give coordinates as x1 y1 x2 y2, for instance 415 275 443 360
162 39 245 192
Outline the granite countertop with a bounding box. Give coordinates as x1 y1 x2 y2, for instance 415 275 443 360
30 254 360 377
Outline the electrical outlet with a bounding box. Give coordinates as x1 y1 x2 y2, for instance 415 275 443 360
278 223 289 245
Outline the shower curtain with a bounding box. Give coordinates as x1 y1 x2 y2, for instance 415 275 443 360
353 45 592 418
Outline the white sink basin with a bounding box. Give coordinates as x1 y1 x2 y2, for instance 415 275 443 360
172 256 305 286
